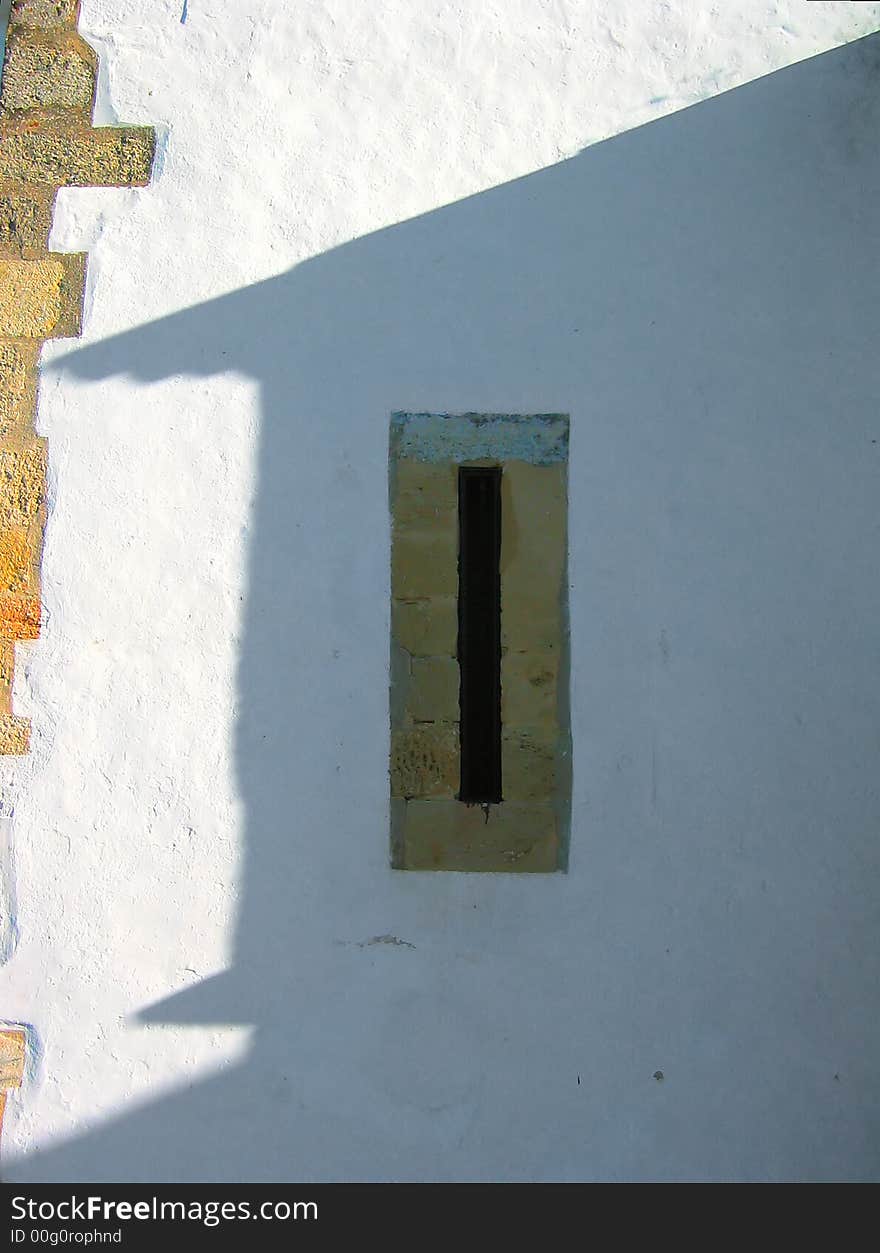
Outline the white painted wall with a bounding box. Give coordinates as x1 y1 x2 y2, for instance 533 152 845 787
3 0 880 1181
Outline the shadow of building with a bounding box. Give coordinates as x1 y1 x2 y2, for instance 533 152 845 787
10 34 880 1180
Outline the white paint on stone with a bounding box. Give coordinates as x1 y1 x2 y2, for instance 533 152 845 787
2 0 880 1180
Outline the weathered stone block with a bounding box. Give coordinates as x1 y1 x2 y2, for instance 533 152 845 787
0 526 36 593
0 122 156 187
393 458 457 526
52 248 86 337
500 460 567 651
0 713 30 755
502 729 558 801
405 655 459 723
10 0 80 28
0 640 14 723
0 342 39 436
501 586 562 654
391 525 457 599
390 725 458 799
0 591 40 638
0 441 46 529
0 257 64 337
1 30 97 116
0 183 54 257
0 640 14 694
392 595 458 657
0 1030 26 1087
401 800 558 872
0 253 84 338
501 459 566 533
502 651 559 726
389 796 407 869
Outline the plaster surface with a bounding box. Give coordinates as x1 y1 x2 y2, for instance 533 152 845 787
1 0 880 1181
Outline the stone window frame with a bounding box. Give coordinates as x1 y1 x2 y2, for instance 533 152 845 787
389 412 571 873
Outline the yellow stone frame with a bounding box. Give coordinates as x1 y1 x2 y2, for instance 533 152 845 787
389 413 571 872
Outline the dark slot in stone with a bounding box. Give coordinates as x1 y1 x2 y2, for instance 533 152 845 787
457 466 502 804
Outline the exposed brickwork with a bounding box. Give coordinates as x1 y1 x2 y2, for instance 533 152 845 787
0 4 155 753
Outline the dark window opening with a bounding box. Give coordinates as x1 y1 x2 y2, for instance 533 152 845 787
457 466 503 804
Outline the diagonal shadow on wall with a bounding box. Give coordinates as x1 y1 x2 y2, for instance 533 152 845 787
8 33 880 1180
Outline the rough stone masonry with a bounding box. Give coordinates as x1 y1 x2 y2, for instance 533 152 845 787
0 0 153 1147
0 0 154 755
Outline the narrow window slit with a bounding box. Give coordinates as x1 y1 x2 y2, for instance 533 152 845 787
457 466 503 804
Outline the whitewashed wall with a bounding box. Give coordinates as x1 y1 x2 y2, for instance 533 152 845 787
3 0 880 1181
